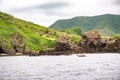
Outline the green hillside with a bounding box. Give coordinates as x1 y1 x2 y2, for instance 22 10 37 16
50 14 120 36
0 11 58 51
61 27 82 36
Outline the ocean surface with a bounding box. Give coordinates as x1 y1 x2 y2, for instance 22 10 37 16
0 53 120 80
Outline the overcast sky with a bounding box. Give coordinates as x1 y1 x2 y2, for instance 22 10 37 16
0 0 120 27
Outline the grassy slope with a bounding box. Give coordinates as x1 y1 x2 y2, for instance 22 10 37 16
0 11 81 51
0 11 58 51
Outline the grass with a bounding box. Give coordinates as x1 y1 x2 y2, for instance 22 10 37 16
0 11 56 51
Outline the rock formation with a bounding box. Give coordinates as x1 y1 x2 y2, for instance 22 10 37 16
114 38 120 52
79 30 106 53
55 33 81 52
55 33 72 51
11 32 25 53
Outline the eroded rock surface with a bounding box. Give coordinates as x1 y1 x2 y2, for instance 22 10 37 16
55 33 73 51
79 30 105 53
11 32 25 53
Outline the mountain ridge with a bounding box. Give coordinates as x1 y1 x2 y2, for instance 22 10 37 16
50 14 120 36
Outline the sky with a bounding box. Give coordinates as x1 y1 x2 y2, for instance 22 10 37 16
0 0 120 27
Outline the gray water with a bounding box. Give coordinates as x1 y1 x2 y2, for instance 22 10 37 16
0 53 120 80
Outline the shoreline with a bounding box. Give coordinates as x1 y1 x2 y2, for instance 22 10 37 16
0 53 119 57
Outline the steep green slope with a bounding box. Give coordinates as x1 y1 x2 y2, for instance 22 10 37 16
0 11 57 51
50 14 120 36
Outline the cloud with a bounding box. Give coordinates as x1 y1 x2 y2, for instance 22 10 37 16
9 1 70 17
35 2 69 10
115 0 120 5
0 0 120 27
0 0 2 3
10 2 69 12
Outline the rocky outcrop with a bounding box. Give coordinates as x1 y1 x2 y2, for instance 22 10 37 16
55 33 81 52
55 33 72 51
114 38 120 52
11 32 25 53
39 34 81 55
79 30 105 53
79 30 120 53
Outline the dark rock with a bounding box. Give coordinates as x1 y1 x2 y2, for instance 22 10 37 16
0 45 4 53
0 40 4 53
77 54 86 57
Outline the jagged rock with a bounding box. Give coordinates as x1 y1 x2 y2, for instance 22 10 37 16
55 33 72 51
11 32 25 53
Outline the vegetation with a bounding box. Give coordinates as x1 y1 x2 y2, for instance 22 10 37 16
0 11 81 52
61 27 82 36
1 11 119 53
0 11 58 51
50 14 120 37
113 34 120 40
